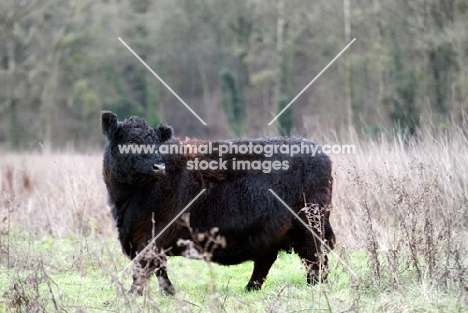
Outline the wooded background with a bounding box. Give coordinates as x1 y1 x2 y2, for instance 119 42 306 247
1 0 467 149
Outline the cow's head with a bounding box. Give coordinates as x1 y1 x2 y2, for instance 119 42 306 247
101 111 173 185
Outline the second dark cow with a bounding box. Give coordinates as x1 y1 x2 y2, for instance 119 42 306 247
101 111 335 295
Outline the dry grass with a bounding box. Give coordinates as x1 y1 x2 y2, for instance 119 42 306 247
0 121 467 311
330 125 468 287
0 152 113 238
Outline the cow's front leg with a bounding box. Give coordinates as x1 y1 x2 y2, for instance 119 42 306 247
245 251 278 291
155 264 176 295
128 255 175 296
128 259 156 296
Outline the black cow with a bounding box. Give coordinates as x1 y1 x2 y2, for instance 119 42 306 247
101 111 335 295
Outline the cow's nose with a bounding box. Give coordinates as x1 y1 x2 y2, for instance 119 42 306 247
152 163 165 176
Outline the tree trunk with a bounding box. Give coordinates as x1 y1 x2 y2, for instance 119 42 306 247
343 0 353 127
41 51 62 150
373 0 384 98
7 38 19 149
273 0 285 132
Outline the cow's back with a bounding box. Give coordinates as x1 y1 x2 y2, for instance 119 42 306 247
154 137 332 264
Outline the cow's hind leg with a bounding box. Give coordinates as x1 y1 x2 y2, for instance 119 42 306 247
245 251 278 291
294 229 330 285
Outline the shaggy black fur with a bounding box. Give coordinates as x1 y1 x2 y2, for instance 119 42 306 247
101 111 335 295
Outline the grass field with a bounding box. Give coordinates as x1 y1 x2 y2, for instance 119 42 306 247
1 124 467 312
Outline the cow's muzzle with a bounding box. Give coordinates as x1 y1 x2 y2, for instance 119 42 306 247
152 163 165 177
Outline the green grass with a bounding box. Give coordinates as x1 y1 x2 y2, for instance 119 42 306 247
0 233 464 312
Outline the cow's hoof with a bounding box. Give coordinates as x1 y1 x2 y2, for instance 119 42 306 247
307 273 319 285
245 282 262 291
161 285 176 296
307 270 327 285
126 289 143 297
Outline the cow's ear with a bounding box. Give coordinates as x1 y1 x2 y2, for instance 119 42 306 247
155 123 173 142
101 111 119 140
